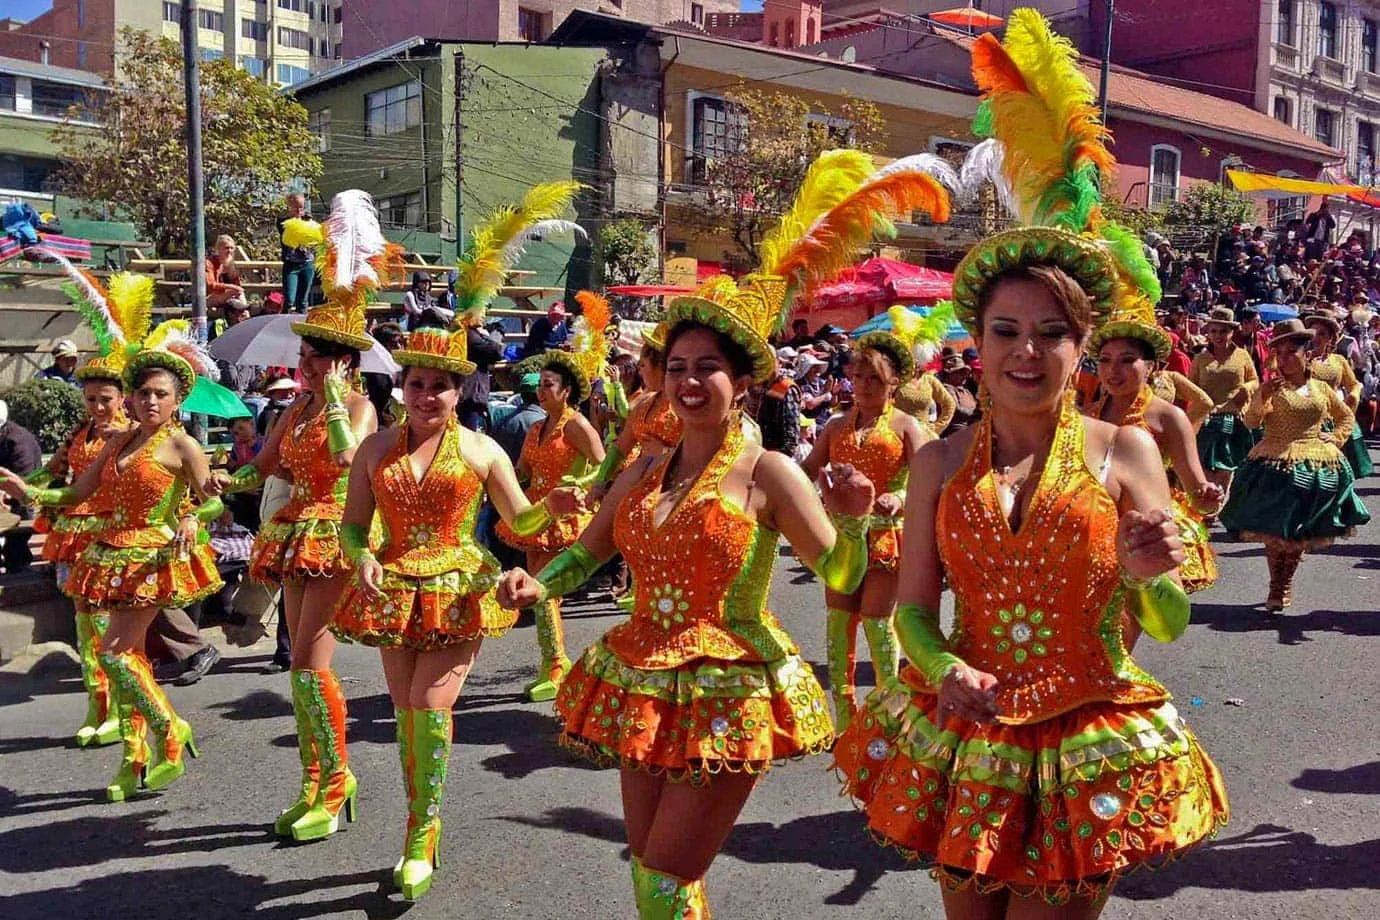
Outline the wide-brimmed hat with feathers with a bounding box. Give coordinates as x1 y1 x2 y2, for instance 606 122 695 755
286 190 406 351
392 326 477 377
949 10 1158 335
664 148 957 383
1086 224 1171 361
34 246 212 392
856 302 956 380
542 290 611 403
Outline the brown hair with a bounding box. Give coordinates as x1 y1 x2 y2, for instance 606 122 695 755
852 345 901 385
976 263 1094 340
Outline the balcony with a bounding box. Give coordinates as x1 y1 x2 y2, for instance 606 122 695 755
1271 42 1300 71
1358 70 1380 99
1314 55 1348 85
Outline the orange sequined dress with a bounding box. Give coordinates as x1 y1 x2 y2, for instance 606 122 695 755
249 399 351 582
628 391 682 451
67 425 223 609
834 402 1228 901
556 424 833 781
333 419 514 651
41 421 126 570
1087 386 1217 594
496 405 592 553
829 403 920 572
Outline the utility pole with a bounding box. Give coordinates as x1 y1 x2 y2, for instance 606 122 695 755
454 49 465 259
181 1 207 343
1098 0 1115 127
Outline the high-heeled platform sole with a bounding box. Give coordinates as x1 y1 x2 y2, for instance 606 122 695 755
398 830 441 902
144 729 199 791
290 779 358 842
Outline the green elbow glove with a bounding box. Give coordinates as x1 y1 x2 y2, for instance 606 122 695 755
25 484 76 508
894 602 964 687
1122 571 1190 643
23 467 54 487
192 496 224 524
322 375 357 457
533 542 601 604
510 498 554 537
225 463 262 494
810 514 870 594
589 443 625 487
341 521 375 566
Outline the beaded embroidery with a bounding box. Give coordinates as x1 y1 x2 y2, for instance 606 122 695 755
277 399 350 520
1189 346 1255 409
97 425 183 547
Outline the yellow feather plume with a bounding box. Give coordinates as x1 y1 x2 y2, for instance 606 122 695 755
282 217 324 250
107 271 155 346
972 8 1114 231
454 180 584 324
757 150 875 272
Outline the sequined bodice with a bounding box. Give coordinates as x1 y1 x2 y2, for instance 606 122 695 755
1192 347 1254 408
99 426 185 547
607 424 795 669
277 399 350 520
936 403 1166 724
520 406 584 501
372 419 488 577
68 421 125 517
831 405 907 495
629 392 682 450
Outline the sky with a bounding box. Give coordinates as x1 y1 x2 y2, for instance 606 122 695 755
741 1 765 9
6 1 53 20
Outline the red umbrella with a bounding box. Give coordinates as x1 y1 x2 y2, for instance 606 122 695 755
605 284 696 296
804 257 953 313
928 5 1005 29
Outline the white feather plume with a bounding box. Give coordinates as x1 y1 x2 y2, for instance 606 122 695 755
324 189 386 293
498 219 587 267
869 153 961 195
30 245 123 342
148 320 217 380
959 138 1019 216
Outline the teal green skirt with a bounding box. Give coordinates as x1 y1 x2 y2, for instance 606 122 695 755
1343 426 1374 478
1197 413 1255 472
1221 457 1371 545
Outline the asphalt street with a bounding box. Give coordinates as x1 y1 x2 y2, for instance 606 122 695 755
1 461 1378 919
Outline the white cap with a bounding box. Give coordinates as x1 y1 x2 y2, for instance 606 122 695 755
52 339 78 358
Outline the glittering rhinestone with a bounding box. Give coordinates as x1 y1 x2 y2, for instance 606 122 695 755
657 878 677 896
812 697 824 712
657 597 674 614
433 746 444 759
426 804 438 816
1011 622 1033 643
1090 793 1122 820
866 738 889 761
710 717 729 737
416 531 430 544
110 576 122 587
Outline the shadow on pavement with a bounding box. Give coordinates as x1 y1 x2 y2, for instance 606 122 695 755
0 811 268 872
0 865 411 920
1190 603 1380 645
498 804 920 906
1117 823 1380 898
456 706 597 779
0 784 107 817
0 667 79 707
1292 760 1380 795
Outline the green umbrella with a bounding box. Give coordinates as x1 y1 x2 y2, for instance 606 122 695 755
184 377 252 419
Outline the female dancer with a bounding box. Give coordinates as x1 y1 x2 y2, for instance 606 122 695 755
1151 367 1214 429
498 147 954 916
1221 319 1371 611
1190 305 1258 494
1086 291 1223 593
3 315 224 802
835 13 1227 915
801 305 942 731
1302 311 1373 479
896 364 957 436
495 291 607 702
589 326 681 490
332 326 572 899
214 191 397 840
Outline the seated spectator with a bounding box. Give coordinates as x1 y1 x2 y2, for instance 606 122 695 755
0 399 40 572
523 301 571 357
205 234 248 311
35 340 79 385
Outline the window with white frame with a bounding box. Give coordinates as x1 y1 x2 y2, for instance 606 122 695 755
1319 2 1337 58
278 27 312 51
688 93 746 184
1276 0 1294 46
1366 19 1378 73
1315 106 1336 146
806 113 854 146
276 63 309 85
1269 170 1307 225
198 9 224 32
376 190 423 228
691 3 704 26
242 19 268 41
309 108 331 153
1273 96 1291 124
1149 144 1180 207
366 81 421 137
1359 122 1375 186
162 2 179 24
32 80 84 117
0 76 15 111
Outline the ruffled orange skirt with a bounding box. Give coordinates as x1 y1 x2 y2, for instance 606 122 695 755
68 541 223 609
834 669 1229 903
248 517 349 583
41 512 107 566
332 567 515 651
555 640 835 784
496 511 589 554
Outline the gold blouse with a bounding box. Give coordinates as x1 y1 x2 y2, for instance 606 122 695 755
1190 346 1258 411
1244 378 1352 467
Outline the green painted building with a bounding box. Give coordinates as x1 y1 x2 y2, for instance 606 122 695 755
290 37 607 294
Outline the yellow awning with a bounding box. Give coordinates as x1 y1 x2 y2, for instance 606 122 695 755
1225 169 1366 197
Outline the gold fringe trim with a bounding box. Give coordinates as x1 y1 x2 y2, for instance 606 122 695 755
557 730 835 787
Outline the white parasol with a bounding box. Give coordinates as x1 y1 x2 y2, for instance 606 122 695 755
208 313 401 375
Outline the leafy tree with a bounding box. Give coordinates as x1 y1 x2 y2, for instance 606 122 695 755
597 216 659 285
50 28 322 257
2 380 85 453
1164 183 1253 239
686 90 887 269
